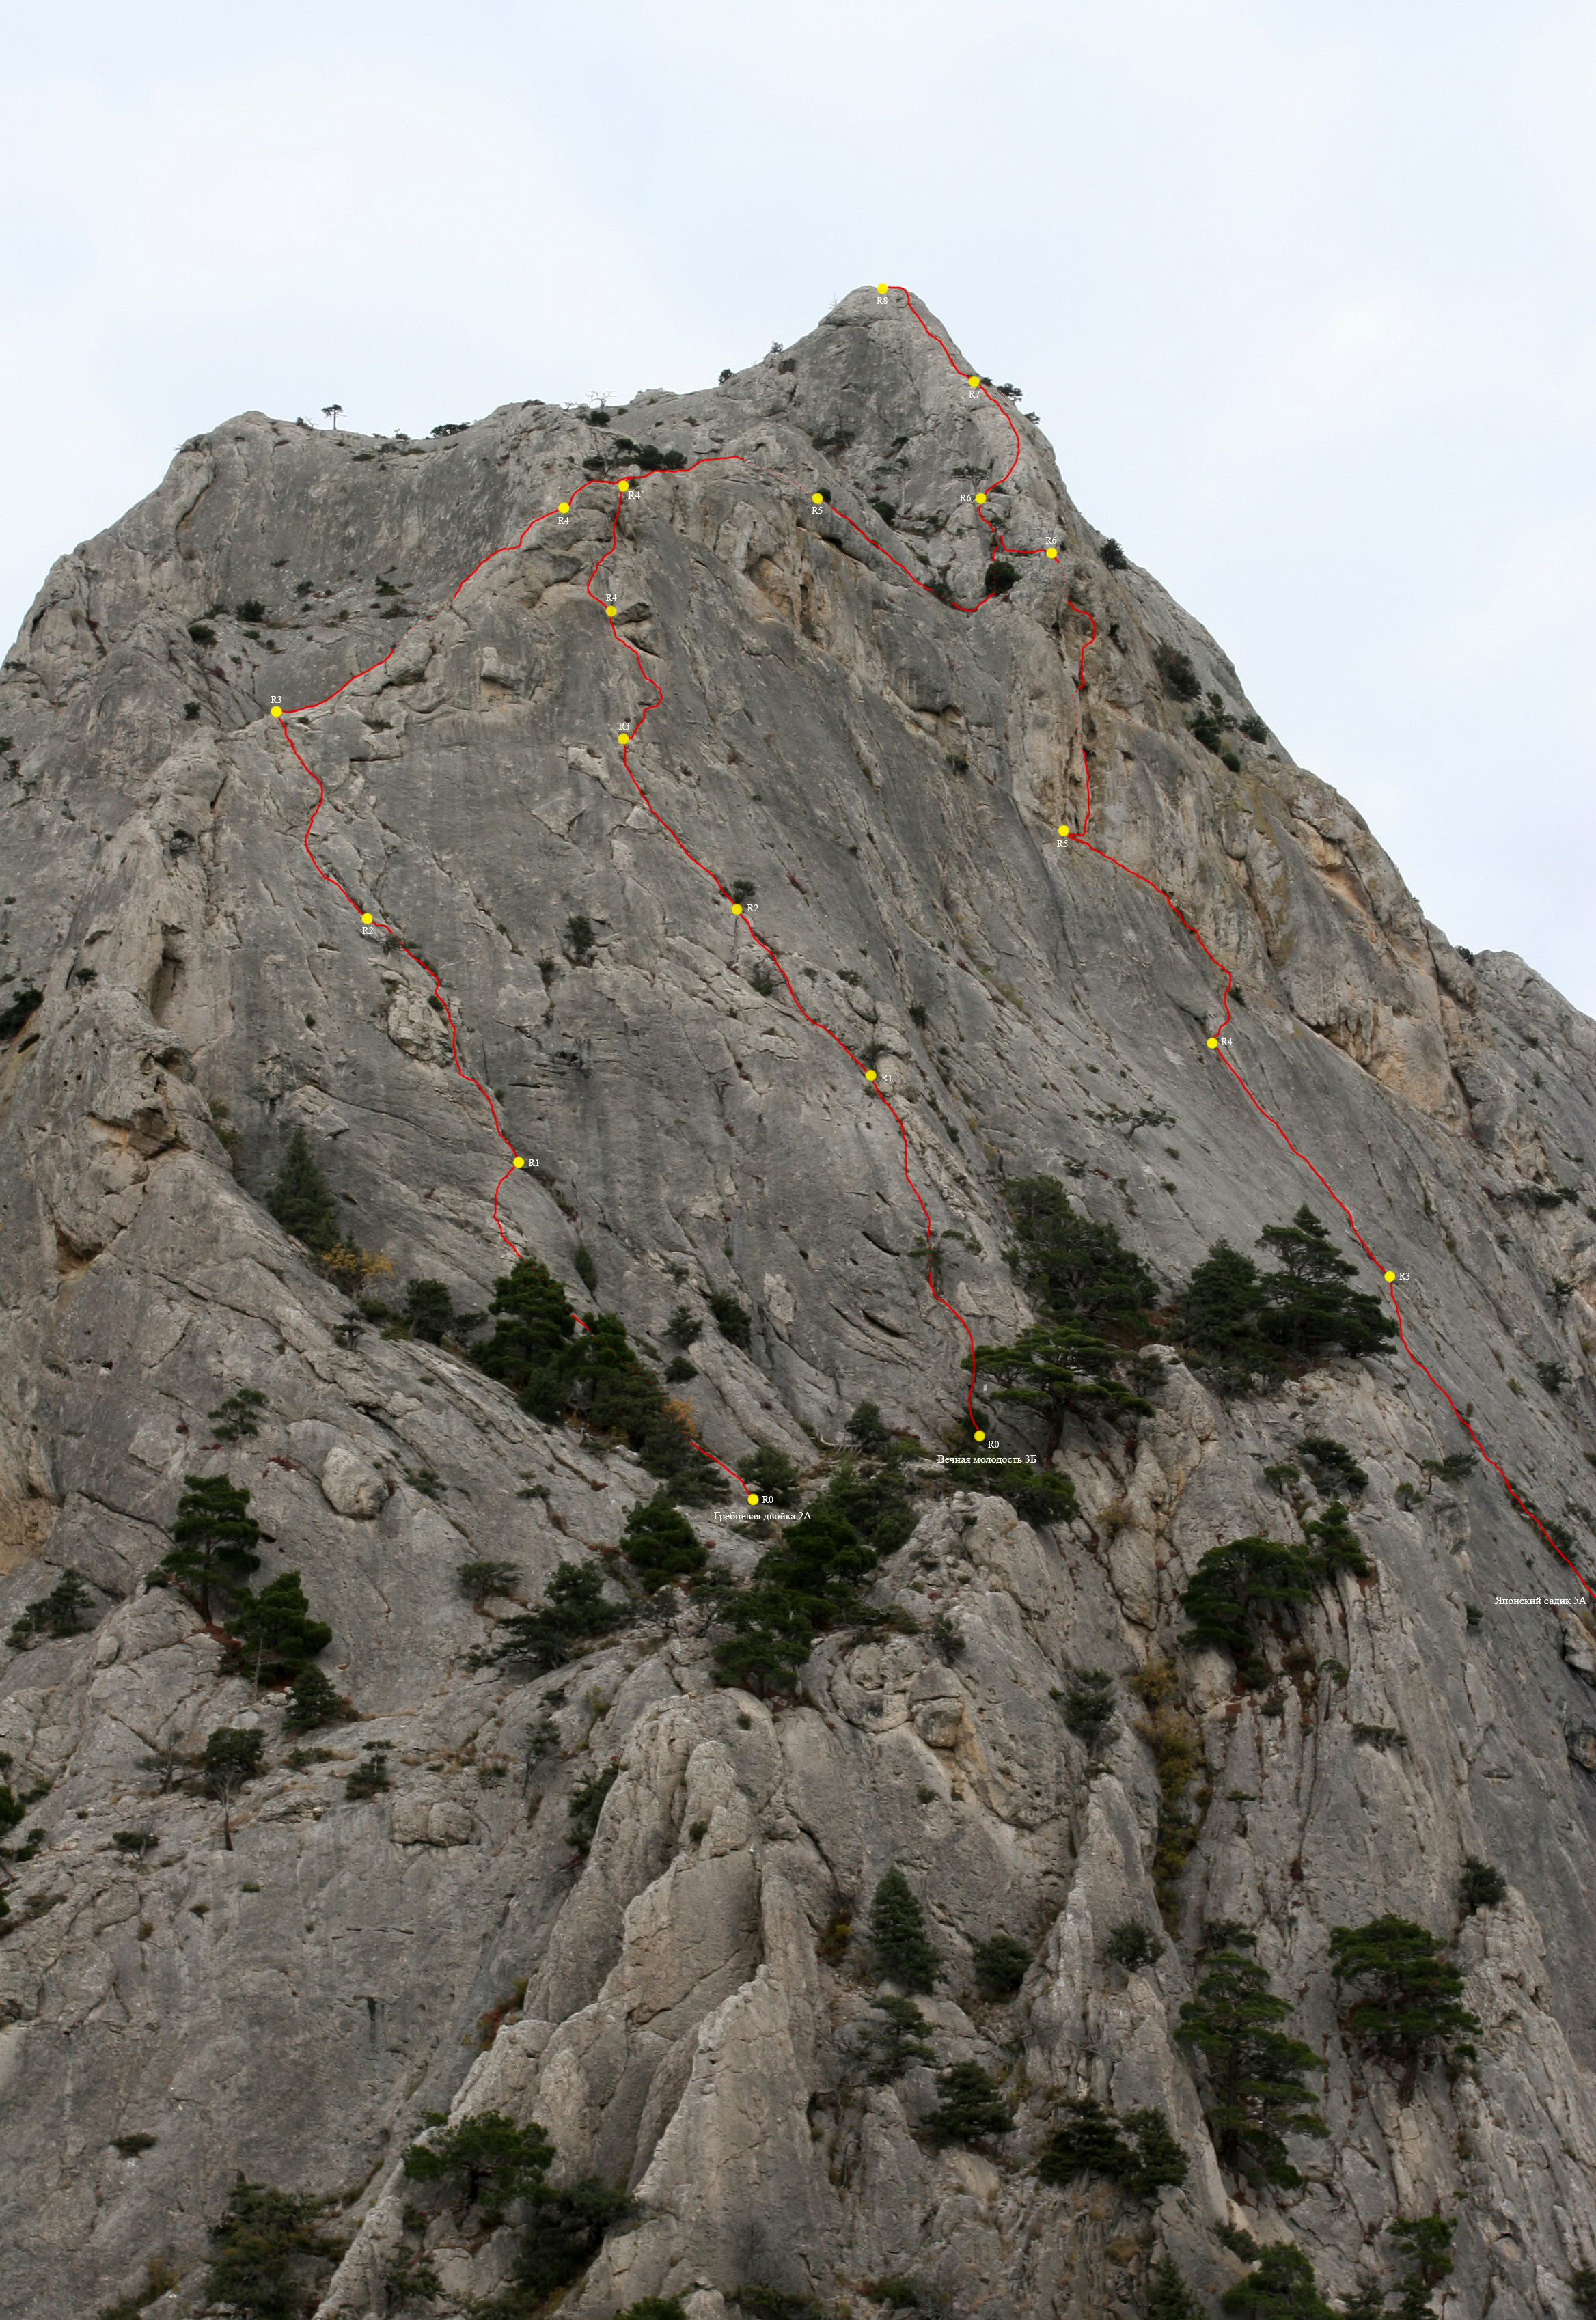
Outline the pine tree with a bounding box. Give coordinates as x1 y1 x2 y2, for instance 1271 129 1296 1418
1004 1176 1157 1324
202 2177 337 2320
1388 2213 1455 2318
844 1400 895 1455
1255 1207 1397 1358
402 1278 455 1342
1304 1501 1373 1582
1062 1669 1117 1751
924 2060 1012 2145
1179 1536 1318 1686
226 1571 332 1685
7 1568 94 1647
1219 2241 1335 2317
620 1487 707 1590
402 2110 555 2222
974 1321 1153 1459
263 1126 342 1253
199 1726 266 1851
1147 2256 1203 2319
492 1561 626 1670
1176 1937 1326 2183
868 1867 941 1991
157 1476 262 1621
472 1253 582 1418
1327 1919 1479 2101
1036 2095 1129 2183
1458 1856 1506 1914
1177 1239 1270 1372
282 1663 355 1732
853 1993 935 2082
972 1932 1032 1998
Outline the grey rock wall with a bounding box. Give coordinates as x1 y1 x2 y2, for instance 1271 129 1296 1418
1 288 1593 2319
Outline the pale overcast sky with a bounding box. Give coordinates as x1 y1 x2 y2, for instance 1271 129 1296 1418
5 0 1591 1009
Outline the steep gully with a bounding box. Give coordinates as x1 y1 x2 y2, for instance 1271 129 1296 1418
267 286 1592 1599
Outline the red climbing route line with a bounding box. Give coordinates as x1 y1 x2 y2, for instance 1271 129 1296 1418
849 285 1592 1603
270 301 1588 1597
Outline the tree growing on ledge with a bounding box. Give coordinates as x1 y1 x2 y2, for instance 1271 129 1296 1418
868 1867 941 1992
1328 1918 1480 2102
263 1125 342 1254
155 1476 262 1622
1176 1930 1325 2183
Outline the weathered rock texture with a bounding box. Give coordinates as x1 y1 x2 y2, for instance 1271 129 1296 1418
1 289 1593 2320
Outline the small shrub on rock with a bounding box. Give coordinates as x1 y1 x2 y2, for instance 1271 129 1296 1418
924 2060 1012 2145
868 1867 940 1991
1105 1920 1166 1970
282 1663 356 1732
491 1560 627 1670
972 1932 1032 1998
1062 1669 1116 1752
1459 1856 1506 1915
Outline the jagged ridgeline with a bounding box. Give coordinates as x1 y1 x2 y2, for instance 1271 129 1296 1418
0 288 1593 2320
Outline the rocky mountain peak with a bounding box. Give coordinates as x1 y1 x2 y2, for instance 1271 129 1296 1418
1 288 1593 2320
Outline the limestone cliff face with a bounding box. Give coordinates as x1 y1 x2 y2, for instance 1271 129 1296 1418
1 290 1593 2320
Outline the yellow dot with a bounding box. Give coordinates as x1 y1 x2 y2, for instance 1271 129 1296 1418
968 374 979 387
974 1428 986 1442
618 479 629 493
865 1068 877 1081
361 912 373 924
747 1492 759 1506
605 605 618 617
558 501 570 514
812 492 825 504
618 731 631 743
1058 823 1070 837
975 492 987 505
513 1156 525 1169
1206 1037 1219 1049
1046 546 1059 560
1384 1269 1396 1282
877 281 889 293
269 704 283 718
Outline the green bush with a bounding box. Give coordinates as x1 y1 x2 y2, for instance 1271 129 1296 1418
1036 2097 1187 2194
225 1571 332 1684
870 2280 920 2312
345 1743 390 1799
616 2302 688 2320
1327 1918 1479 2101
1297 1436 1368 1497
1146 2256 1202 2317
473 1254 722 1499
972 1932 1032 1998
1101 538 1129 570
743 1447 802 1506
620 1487 707 1590
1219 2241 1334 2317
868 1867 940 1991
235 598 267 622
1177 1211 1397 1380
665 1304 703 1349
493 1561 625 1670
665 1355 697 1383
264 1126 341 1254
566 913 596 961
1459 1856 1506 1915
995 1466 1079 1526
1062 1670 1116 1752
853 1993 935 2082
210 1387 267 1441
514 2174 633 2295
402 2109 553 2220
8 1569 94 1648
709 1288 752 1349
456 1558 520 1605
845 1399 895 1456
1105 1920 1165 1970
282 1663 355 1732
1240 713 1269 743
974 1322 1153 1457
201 2176 338 2320
983 559 1019 596
575 1242 598 1292
1178 1536 1319 1687
188 621 216 645
154 1476 262 1622
402 1278 455 1342
568 1763 619 1853
711 1491 881 1692
1302 1500 1373 1582
1177 1931 1325 2183
1155 646 1202 700
1004 1176 1156 1325
112 1831 158 1855
924 2060 1012 2144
